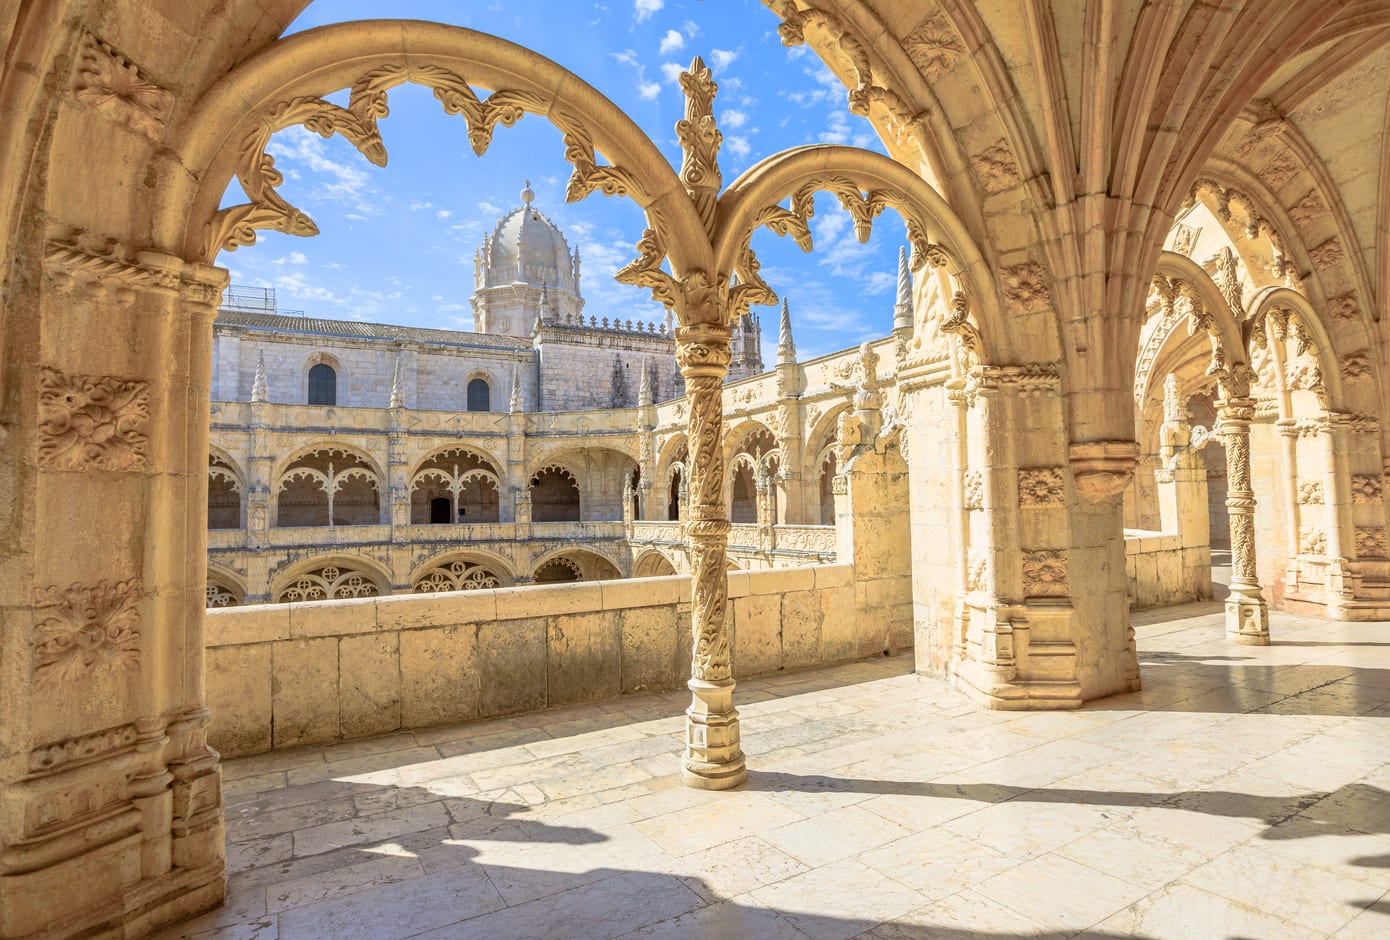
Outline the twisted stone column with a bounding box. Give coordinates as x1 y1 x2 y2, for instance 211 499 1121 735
1219 397 1270 644
676 322 746 789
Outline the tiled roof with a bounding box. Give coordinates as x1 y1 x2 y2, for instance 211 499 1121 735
215 310 533 350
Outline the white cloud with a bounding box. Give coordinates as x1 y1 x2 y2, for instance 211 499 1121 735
658 29 684 55
634 0 662 22
409 200 433 211
271 250 309 265
723 109 748 129
710 48 739 71
436 209 453 220
266 126 376 214
660 62 685 84
638 79 661 100
613 48 662 101
726 136 751 158
478 201 503 216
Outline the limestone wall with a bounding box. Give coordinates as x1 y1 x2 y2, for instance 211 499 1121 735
205 564 901 757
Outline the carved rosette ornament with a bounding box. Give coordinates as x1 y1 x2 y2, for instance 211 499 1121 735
972 140 1022 193
1217 397 1270 643
1355 526 1388 559
1350 475 1383 505
1021 550 1069 598
1000 261 1049 314
32 579 142 687
1018 468 1065 507
37 368 150 471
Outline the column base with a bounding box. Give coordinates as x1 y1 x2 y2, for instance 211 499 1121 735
682 678 746 790
1225 583 1270 645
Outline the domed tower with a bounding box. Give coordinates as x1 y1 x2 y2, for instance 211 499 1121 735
470 182 584 339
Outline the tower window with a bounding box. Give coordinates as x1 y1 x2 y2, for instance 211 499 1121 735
307 363 336 405
467 378 490 412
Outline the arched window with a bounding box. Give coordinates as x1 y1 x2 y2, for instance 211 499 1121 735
307 363 337 405
467 378 490 412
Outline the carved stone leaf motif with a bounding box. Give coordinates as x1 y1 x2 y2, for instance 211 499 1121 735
1300 528 1326 555
615 229 679 309
32 579 141 686
1022 550 1068 598
1018 468 1065 507
1001 262 1049 314
1355 526 1388 559
966 549 988 593
1341 349 1373 381
1327 293 1360 323
1351 475 1383 504
972 139 1022 193
1257 150 1300 191
1309 238 1344 270
903 11 965 82
962 470 983 510
1288 190 1326 227
1298 481 1324 505
38 368 150 471
72 33 173 139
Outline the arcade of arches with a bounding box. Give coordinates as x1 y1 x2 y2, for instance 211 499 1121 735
5 2 1390 937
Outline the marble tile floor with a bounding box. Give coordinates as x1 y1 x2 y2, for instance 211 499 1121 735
161 604 1390 939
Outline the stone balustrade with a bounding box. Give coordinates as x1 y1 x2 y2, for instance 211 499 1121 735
205 563 904 757
1124 528 1212 609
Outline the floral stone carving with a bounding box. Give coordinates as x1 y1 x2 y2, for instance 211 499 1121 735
1351 475 1383 504
1022 550 1069 598
38 368 150 471
1018 468 1065 507
972 139 1021 193
32 579 142 686
902 11 966 82
1001 262 1050 314
962 469 983 510
1355 526 1388 558
1298 481 1324 505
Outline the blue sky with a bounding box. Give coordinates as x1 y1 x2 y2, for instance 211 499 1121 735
222 0 909 364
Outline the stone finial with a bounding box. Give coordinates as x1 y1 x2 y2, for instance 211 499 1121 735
638 358 652 407
251 348 268 402
777 297 796 364
389 354 404 409
520 179 534 205
893 246 913 333
510 363 523 413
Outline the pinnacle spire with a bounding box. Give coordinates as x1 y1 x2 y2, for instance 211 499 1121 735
510 363 523 413
777 297 796 364
251 348 268 402
638 358 652 407
892 246 913 333
389 354 404 409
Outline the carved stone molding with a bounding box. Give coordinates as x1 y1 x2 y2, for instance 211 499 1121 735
32 579 142 687
44 238 227 306
1069 441 1139 502
1356 526 1388 559
972 139 1021 193
1351 474 1383 504
1018 468 1065 507
28 722 140 775
1287 190 1326 227
902 11 966 82
1022 550 1069 598
1257 149 1300 191
966 549 988 593
72 33 173 139
37 368 150 471
1297 481 1324 505
962 470 983 510
1001 262 1049 314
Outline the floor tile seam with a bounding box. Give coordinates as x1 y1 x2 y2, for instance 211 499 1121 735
972 858 1154 937
1173 871 1364 935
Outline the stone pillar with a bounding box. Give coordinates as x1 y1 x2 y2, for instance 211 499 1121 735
676 322 745 790
1219 396 1271 643
0 243 227 938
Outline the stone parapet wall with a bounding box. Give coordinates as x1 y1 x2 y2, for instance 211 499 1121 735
205 564 901 758
1125 529 1211 609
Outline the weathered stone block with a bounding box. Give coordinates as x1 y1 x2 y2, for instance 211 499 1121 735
733 593 782 675
272 637 340 749
820 584 858 661
340 633 401 738
207 605 288 646
494 581 602 619
548 611 621 705
377 589 497 631
618 604 681 693
207 643 272 757
601 575 680 609
479 617 547 715
289 595 377 638
781 589 822 669
400 625 480 728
